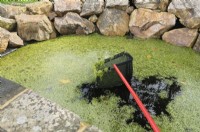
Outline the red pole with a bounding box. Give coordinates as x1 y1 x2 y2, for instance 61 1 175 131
113 64 160 132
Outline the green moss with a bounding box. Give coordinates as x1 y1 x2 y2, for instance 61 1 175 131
0 34 200 132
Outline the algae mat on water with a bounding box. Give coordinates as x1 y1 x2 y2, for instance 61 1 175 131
0 34 200 132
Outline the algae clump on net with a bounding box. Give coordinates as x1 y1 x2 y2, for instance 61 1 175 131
93 55 127 88
94 60 109 81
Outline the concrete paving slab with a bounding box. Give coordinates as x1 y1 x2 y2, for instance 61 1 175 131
0 90 81 132
0 77 101 132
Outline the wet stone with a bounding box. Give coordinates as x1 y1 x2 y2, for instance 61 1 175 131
79 76 181 130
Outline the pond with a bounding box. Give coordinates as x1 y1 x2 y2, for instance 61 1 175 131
0 34 200 131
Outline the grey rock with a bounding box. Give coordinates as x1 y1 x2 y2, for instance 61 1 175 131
15 14 53 41
0 28 23 48
48 12 57 21
134 0 170 11
50 22 57 39
9 32 24 48
162 28 198 47
54 0 82 16
134 0 159 9
54 12 95 35
129 8 176 39
126 6 134 14
0 27 10 53
105 0 129 10
97 8 129 36
159 0 170 11
79 18 95 34
80 0 104 17
0 16 16 31
0 27 10 35
26 1 53 15
168 0 200 28
193 34 200 52
0 3 27 19
88 15 98 23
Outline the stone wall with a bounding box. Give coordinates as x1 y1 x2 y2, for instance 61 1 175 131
0 0 200 53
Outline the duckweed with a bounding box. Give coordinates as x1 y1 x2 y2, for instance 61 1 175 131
0 34 200 132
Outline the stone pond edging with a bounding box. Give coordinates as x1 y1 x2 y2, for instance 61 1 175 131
0 0 200 53
0 77 102 132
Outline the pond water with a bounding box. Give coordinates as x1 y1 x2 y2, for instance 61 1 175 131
0 34 200 131
79 76 181 130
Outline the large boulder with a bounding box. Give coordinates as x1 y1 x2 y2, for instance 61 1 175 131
0 27 10 53
0 16 16 31
193 34 200 52
26 1 53 15
54 12 95 35
9 32 24 48
134 0 170 11
129 8 176 39
105 0 129 10
97 9 129 36
80 0 104 17
162 28 198 47
15 14 53 41
54 0 82 16
168 0 200 29
0 4 27 19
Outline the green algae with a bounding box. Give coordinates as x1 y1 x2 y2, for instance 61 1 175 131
94 60 108 81
158 90 168 99
0 34 200 132
94 52 133 89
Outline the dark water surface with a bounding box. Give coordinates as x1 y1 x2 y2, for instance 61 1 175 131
79 76 181 129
